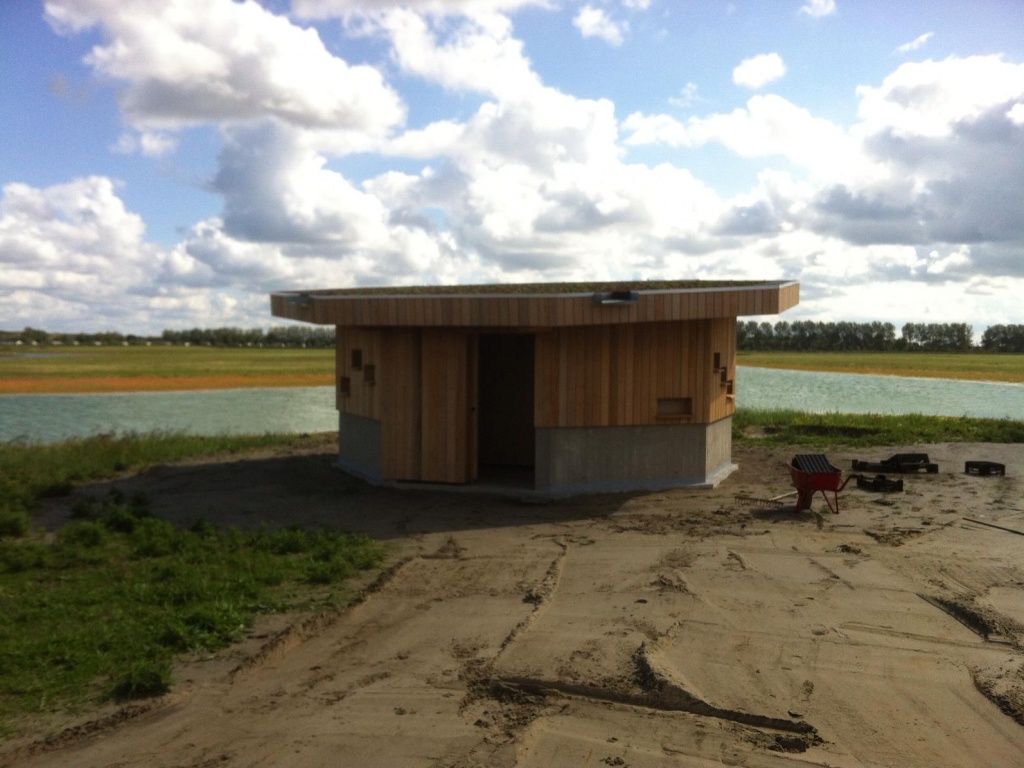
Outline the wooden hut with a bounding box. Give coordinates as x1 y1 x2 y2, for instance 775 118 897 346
270 280 799 493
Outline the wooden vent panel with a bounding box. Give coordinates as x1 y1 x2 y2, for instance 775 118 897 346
656 397 692 420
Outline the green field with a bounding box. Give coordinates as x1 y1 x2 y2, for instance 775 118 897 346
0 345 334 379
3 345 1024 394
0 345 334 393
738 351 1024 384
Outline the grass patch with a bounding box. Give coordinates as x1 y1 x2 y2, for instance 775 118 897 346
0 432 382 736
0 488 383 733
738 351 1024 384
734 409 1024 447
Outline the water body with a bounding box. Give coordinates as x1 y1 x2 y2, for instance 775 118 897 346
738 366 1023 420
0 387 338 444
0 367 1021 445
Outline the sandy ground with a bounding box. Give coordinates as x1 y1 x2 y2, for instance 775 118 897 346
4 440 1024 768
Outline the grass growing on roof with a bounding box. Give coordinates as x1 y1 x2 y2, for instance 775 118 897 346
304 279 779 296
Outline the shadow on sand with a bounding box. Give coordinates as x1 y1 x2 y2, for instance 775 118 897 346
37 449 643 542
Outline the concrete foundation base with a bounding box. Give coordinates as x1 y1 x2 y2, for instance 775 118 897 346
335 412 736 496
535 417 734 495
336 412 382 484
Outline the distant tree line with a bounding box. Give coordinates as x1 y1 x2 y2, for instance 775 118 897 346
5 322 1022 353
738 321 977 352
980 324 1024 353
160 326 335 348
0 326 335 348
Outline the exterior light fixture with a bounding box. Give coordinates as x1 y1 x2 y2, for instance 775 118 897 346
592 290 639 305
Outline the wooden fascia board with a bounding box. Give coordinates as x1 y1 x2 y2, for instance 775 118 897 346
269 281 800 327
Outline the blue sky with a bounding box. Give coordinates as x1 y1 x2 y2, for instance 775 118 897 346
1 0 1023 334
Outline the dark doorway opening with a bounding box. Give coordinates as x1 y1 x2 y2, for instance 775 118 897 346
477 333 535 487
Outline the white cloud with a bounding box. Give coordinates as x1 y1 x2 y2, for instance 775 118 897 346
14 5 1024 336
0 174 452 332
0 177 149 276
384 120 466 158
45 0 405 136
792 275 1024 331
669 82 700 108
623 53 1024 309
382 9 542 98
111 130 178 157
356 12 732 277
896 32 933 54
732 53 786 89
383 90 700 267
799 0 835 18
621 112 686 145
624 94 867 181
292 0 548 18
0 177 171 329
212 121 396 247
922 245 971 275
573 6 627 47
856 55 1024 139
808 57 1024 249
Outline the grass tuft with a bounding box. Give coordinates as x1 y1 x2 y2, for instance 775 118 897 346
0 509 30 538
734 408 1024 447
108 661 173 702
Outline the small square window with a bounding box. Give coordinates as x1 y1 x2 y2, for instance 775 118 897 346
351 349 363 370
338 376 351 396
363 364 376 385
713 352 721 370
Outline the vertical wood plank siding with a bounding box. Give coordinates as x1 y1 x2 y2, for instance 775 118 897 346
419 329 471 483
335 327 381 419
340 316 745 481
533 319 736 428
380 329 422 481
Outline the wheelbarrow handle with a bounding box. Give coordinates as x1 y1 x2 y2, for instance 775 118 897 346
838 473 862 491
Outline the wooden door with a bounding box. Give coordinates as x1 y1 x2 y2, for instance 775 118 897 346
420 330 477 483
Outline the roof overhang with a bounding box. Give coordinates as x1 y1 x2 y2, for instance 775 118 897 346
270 280 799 328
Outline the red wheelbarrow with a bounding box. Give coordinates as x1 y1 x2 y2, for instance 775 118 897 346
789 454 858 514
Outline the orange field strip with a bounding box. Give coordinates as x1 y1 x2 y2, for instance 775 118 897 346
0 374 334 395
